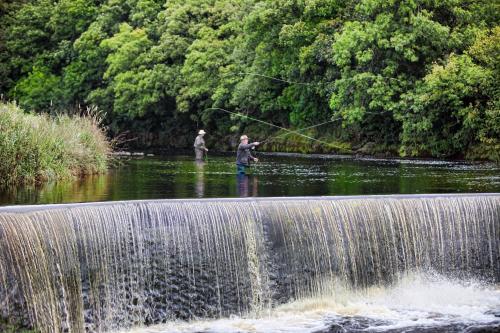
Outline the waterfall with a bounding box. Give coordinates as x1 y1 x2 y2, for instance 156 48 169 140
0 194 498 332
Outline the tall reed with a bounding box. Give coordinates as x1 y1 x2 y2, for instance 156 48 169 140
0 102 111 186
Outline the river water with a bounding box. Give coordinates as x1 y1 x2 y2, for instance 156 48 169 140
1 153 499 205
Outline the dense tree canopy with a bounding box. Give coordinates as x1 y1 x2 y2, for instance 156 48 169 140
0 0 498 159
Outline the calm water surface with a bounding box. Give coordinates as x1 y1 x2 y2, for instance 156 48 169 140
1 153 499 205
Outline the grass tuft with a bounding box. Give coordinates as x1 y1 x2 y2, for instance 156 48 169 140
0 102 111 186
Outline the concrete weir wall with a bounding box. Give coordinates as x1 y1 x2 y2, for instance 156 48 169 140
0 194 499 332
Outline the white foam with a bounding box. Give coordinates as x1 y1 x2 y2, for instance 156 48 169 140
117 273 500 333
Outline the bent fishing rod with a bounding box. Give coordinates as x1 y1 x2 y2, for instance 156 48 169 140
203 107 350 152
262 117 342 144
206 71 393 153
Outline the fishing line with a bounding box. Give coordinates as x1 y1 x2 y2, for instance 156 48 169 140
203 107 349 151
261 117 342 144
261 111 390 145
225 71 406 85
235 72 315 85
203 72 396 154
204 107 329 144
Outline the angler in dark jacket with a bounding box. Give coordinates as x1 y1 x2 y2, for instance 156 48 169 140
236 135 259 175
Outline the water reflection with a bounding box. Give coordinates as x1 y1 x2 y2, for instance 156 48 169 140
0 155 499 205
195 161 205 198
0 174 111 205
237 175 259 197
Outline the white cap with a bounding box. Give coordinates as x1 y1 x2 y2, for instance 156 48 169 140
240 135 248 141
198 130 206 135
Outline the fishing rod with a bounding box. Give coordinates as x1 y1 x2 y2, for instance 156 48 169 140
200 70 402 158
205 72 395 153
260 117 342 144
204 107 331 145
265 110 393 144
203 107 349 151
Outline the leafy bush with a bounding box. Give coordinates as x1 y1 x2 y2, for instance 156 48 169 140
399 28 500 161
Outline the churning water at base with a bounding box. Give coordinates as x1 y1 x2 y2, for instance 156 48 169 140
0 194 499 332
123 273 499 333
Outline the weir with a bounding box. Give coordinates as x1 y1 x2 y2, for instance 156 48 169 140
0 194 499 333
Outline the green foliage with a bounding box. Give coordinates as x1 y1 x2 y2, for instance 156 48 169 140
399 27 500 160
229 0 342 128
0 102 111 185
12 66 63 110
93 23 159 118
48 0 98 41
0 0 498 160
330 0 458 141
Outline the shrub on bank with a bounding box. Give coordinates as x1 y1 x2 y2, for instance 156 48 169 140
0 102 111 185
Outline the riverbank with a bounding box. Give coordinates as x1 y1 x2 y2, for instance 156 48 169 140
260 132 399 158
259 130 498 161
122 128 497 162
0 102 111 186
